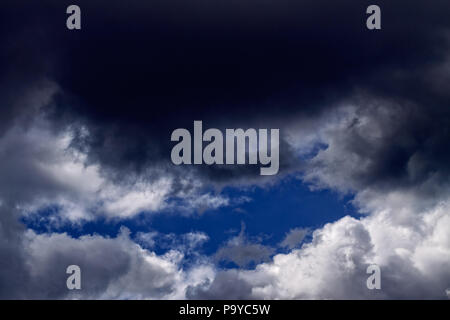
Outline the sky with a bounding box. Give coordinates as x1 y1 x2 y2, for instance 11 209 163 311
0 0 450 299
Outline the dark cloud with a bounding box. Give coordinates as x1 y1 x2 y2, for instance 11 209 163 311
0 203 30 299
2 0 450 185
302 98 450 210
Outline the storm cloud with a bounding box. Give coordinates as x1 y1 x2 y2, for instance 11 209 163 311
2 0 450 184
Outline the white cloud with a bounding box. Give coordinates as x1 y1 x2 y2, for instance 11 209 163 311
191 200 450 299
99 179 172 218
0 118 237 222
21 227 215 299
190 103 450 299
1 88 449 299
0 120 172 221
183 232 210 249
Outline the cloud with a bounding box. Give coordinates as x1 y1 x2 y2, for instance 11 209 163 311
215 222 274 268
1 96 450 301
0 203 30 299
3 1 450 191
2 62 450 299
191 201 450 299
0 179 215 300
188 74 450 299
20 227 214 299
5 0 450 187
280 227 310 249
186 269 253 300
1 0 450 300
183 232 210 250
0 113 239 223
188 94 450 299
0 117 173 222
3 196 448 300
136 231 209 255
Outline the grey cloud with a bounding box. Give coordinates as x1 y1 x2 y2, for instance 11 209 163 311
186 270 253 300
280 227 310 249
214 223 274 268
0 225 213 299
22 228 178 299
298 98 450 215
0 204 30 299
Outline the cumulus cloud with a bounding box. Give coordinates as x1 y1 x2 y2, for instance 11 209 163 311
20 227 214 299
1 114 239 223
2 76 450 299
0 119 172 221
191 201 450 299
189 96 450 299
0 189 215 300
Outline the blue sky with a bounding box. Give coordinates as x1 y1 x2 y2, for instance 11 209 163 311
22 175 357 267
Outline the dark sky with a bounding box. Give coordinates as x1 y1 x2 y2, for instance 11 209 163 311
2 0 450 183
